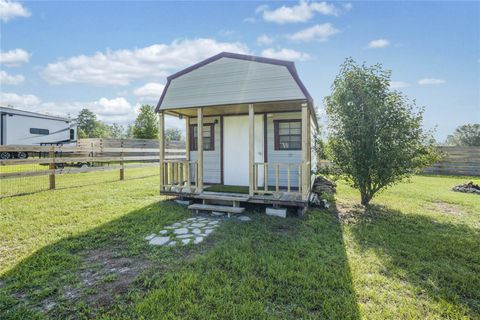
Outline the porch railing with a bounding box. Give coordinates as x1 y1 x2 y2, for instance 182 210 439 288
161 160 198 192
253 162 303 195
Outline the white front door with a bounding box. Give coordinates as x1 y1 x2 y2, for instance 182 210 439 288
223 115 264 186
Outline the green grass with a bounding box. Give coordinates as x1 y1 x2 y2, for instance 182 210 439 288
0 174 478 319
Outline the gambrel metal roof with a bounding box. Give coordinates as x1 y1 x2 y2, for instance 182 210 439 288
156 52 313 112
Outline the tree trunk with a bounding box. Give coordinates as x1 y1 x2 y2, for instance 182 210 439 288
361 192 371 206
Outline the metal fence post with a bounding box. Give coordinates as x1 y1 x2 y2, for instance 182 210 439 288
120 140 125 180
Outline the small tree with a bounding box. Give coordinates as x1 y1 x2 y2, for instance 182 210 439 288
445 124 480 146
110 123 125 139
133 105 158 139
77 109 98 138
165 128 183 142
325 58 437 206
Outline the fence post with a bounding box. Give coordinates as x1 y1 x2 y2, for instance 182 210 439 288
120 140 125 180
49 145 56 190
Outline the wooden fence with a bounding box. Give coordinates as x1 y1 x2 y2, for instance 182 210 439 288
424 146 480 176
0 138 185 195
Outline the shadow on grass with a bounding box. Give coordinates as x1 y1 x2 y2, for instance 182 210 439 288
0 200 192 319
349 205 480 318
0 201 361 319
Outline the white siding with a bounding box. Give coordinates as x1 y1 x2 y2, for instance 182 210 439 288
189 116 221 184
266 112 302 187
188 112 305 187
161 58 306 109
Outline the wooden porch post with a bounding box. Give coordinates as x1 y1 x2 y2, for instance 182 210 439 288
158 112 165 193
301 103 310 201
249 104 255 196
197 107 203 192
185 116 191 190
185 116 190 162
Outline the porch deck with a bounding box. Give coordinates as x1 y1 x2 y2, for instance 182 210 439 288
162 186 306 207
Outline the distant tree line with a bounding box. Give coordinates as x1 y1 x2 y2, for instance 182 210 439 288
76 105 184 141
444 124 480 147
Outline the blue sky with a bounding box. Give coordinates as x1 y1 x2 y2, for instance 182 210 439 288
1 0 479 141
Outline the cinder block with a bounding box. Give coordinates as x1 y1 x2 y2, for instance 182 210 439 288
175 199 192 206
266 207 287 218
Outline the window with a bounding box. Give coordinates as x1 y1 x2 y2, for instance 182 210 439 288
274 120 301 150
30 128 49 135
190 124 214 151
70 129 75 140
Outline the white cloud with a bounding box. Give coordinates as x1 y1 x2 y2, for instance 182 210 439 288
133 82 165 103
261 48 310 61
0 48 31 66
343 3 353 11
0 70 24 85
390 81 410 89
418 78 446 85
0 92 40 107
0 0 30 22
368 39 390 48
41 38 250 86
258 1 338 24
287 23 339 42
257 34 274 46
39 97 137 124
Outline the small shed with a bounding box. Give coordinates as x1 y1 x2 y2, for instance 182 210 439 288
156 52 318 213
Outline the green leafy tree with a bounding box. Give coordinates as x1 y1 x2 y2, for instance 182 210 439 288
445 124 480 146
133 105 158 139
165 128 183 142
110 123 125 139
325 58 437 206
77 109 98 138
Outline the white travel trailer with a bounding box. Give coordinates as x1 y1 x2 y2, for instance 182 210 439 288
0 107 77 159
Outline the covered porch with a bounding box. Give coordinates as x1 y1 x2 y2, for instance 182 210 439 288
158 100 315 206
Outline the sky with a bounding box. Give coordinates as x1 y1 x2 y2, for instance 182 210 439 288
0 0 479 142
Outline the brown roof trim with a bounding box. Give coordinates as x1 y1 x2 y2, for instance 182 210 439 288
155 52 313 112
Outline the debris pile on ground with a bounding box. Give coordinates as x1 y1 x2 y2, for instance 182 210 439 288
452 181 480 195
312 175 336 194
310 175 336 208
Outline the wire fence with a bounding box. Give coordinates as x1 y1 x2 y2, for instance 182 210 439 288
0 139 185 198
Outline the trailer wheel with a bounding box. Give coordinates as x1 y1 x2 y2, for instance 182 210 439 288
17 151 28 159
0 152 11 160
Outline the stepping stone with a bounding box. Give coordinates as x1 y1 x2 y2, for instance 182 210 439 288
208 221 219 225
212 211 225 217
144 234 156 241
187 218 196 221
159 230 168 235
192 228 202 234
164 226 174 229
204 229 214 235
168 241 176 246
149 236 170 246
238 215 252 222
194 237 204 244
173 228 189 235
181 238 191 245
175 200 191 206
177 234 194 239
191 223 206 228
172 223 182 227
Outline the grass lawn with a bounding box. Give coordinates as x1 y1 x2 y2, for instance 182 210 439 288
0 174 478 319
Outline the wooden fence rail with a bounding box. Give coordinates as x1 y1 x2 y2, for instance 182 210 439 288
0 139 186 191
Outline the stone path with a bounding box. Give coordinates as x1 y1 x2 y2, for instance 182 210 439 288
145 214 251 247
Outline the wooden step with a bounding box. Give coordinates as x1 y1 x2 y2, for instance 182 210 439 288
188 203 245 214
195 193 249 202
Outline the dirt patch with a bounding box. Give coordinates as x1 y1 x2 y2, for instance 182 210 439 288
336 202 365 224
61 248 151 310
430 201 464 216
